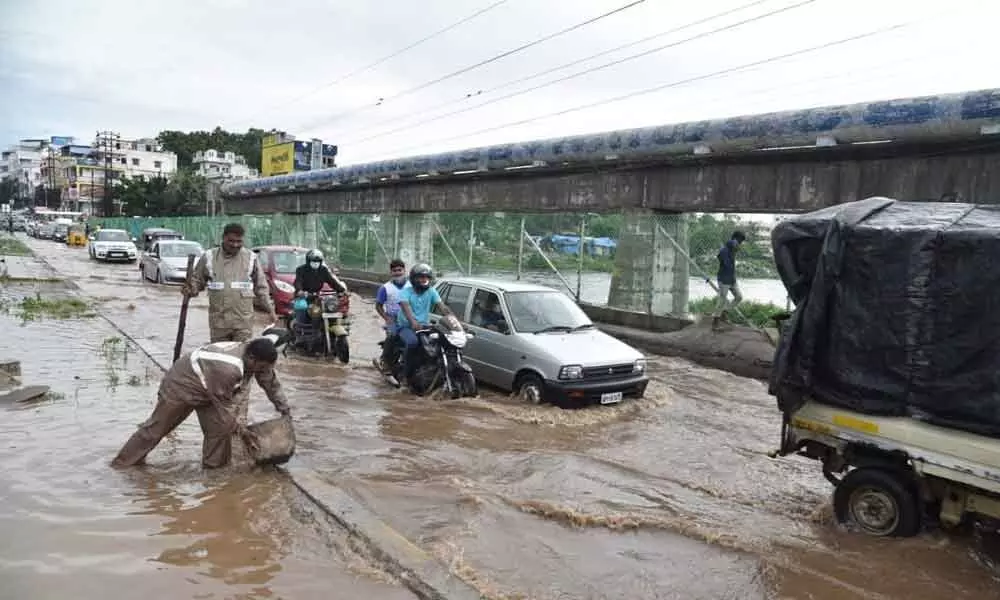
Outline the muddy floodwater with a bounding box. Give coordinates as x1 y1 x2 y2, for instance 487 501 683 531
3 233 999 600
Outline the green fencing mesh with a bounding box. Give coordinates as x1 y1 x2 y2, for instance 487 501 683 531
94 212 787 312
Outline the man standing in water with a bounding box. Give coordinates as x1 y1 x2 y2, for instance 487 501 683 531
111 331 291 469
183 223 277 343
714 230 746 327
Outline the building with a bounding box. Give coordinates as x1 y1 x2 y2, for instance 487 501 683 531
90 135 178 180
0 139 47 205
192 149 259 181
260 132 337 177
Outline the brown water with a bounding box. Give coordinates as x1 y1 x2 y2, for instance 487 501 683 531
4 233 999 600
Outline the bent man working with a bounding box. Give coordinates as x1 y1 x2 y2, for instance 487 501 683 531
111 333 291 469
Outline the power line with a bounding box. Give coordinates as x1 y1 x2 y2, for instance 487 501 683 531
336 0 773 140
347 19 922 163
234 0 512 125
298 0 651 130
340 0 815 146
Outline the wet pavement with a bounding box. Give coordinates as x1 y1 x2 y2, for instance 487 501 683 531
3 233 1000 599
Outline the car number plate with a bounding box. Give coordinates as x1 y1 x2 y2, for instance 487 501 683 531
600 391 623 405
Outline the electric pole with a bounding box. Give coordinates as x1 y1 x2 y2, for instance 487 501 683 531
95 130 121 216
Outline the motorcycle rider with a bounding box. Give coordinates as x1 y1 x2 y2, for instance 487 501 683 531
111 328 291 469
396 263 453 385
292 249 348 322
373 258 409 385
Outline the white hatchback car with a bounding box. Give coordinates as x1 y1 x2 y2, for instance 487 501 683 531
431 278 649 406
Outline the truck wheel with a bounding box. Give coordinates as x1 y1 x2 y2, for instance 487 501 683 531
833 468 921 537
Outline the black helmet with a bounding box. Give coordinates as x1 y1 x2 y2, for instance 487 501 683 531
409 263 433 291
305 249 324 264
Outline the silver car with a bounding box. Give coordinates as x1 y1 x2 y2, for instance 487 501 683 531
431 278 649 405
140 240 204 284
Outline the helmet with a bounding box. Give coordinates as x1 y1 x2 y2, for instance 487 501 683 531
409 263 433 291
305 249 324 268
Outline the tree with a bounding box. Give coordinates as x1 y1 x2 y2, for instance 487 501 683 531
114 169 208 217
157 127 278 170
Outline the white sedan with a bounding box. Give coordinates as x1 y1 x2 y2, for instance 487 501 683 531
88 229 138 262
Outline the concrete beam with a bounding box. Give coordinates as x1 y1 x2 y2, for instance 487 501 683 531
225 149 1000 215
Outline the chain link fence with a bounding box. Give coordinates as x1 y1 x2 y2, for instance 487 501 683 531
95 212 788 315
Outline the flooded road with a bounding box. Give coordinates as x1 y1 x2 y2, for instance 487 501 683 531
5 233 999 599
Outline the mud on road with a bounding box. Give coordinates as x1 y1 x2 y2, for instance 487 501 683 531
3 233 999 600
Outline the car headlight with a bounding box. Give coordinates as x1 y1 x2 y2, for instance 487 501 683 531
633 359 646 373
558 365 583 380
273 280 294 293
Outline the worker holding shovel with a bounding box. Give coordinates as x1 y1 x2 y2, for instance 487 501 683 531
111 330 291 469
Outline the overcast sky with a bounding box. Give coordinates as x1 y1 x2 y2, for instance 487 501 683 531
2 0 997 168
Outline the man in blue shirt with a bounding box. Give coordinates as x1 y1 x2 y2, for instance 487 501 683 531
374 258 410 383
715 230 746 324
396 263 452 383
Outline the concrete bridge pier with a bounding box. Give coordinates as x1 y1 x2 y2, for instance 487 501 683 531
607 211 689 317
397 212 436 268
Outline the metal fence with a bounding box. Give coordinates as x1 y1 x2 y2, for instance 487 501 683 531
95 212 787 313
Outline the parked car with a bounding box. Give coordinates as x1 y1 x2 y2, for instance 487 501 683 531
88 229 138 262
140 227 184 252
431 278 649 405
251 245 310 315
140 240 204 284
36 222 55 239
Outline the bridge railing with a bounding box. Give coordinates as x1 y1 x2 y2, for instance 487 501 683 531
94 211 787 322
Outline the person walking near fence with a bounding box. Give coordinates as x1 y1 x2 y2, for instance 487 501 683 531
714 230 746 326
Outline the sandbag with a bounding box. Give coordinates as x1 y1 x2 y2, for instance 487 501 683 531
770 197 1000 438
246 414 296 465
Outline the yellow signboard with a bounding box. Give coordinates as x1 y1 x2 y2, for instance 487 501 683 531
262 134 281 148
262 142 294 177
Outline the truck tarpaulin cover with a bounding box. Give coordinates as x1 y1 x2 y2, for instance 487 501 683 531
769 196 1000 438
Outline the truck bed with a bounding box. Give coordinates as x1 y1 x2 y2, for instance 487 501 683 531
790 400 1000 495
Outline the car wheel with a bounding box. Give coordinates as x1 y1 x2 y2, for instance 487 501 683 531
833 468 922 537
515 372 545 405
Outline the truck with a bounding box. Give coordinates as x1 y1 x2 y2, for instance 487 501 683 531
768 197 1000 537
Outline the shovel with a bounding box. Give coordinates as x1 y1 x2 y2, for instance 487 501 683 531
173 254 197 364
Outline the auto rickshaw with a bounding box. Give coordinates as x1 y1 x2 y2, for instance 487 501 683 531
67 224 88 247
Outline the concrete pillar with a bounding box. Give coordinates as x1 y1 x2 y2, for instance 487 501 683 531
397 212 435 268
607 211 689 316
304 213 319 250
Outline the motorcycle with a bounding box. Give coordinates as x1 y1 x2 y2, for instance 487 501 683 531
395 314 478 398
283 290 351 363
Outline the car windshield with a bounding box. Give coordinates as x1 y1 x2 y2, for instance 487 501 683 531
271 250 305 274
96 230 130 242
158 242 203 257
504 291 592 334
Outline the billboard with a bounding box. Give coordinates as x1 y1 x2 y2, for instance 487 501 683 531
50 136 74 147
293 141 312 171
261 142 294 177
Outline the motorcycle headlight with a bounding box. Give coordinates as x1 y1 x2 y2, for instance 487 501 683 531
274 280 294 293
445 331 467 348
558 365 583 380
633 359 647 373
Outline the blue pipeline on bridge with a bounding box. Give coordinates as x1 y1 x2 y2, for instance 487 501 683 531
223 88 1000 198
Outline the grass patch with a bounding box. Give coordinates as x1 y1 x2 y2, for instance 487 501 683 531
0 293 96 322
0 236 31 256
688 297 786 328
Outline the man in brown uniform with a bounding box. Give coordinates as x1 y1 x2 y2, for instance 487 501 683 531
111 333 291 469
184 222 277 343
